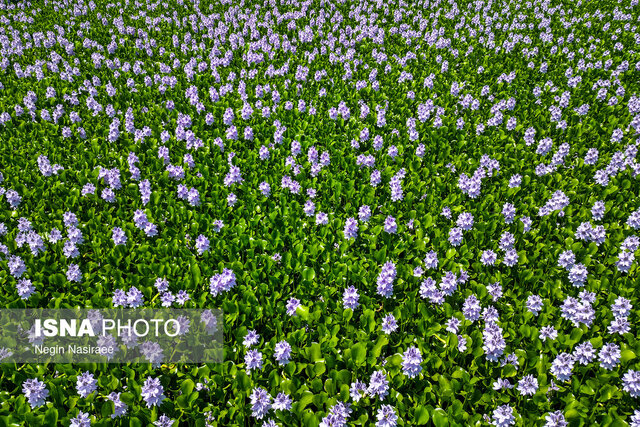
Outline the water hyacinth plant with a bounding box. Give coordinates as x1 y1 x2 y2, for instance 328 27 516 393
0 0 638 425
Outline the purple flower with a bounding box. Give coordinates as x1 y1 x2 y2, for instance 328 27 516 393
141 377 166 407
22 378 49 408
243 330 260 348
259 182 271 196
608 316 630 335
492 405 515 427
112 289 128 307
592 200 605 220
502 203 516 223
7 255 26 278
67 263 82 283
423 251 438 269
5 189 21 208
62 240 80 258
617 251 635 273
272 393 292 411
612 297 632 317
358 205 372 222
401 346 423 378
384 216 397 234
598 343 621 370
82 183 96 197
343 217 358 240
195 234 210 255
627 209 640 229
480 250 498 266
503 250 519 267
539 326 558 341
381 314 398 334
321 402 352 427
622 369 640 397
160 292 175 307
499 232 515 251
463 295 482 322
16 279 35 299
175 290 190 305
483 306 500 323
212 220 224 232
274 341 292 366
112 227 127 245
376 262 397 298
568 263 588 287
316 212 328 225
448 227 463 246
155 278 169 293
483 321 506 362
446 317 461 333
550 353 575 381
558 250 576 270
126 286 144 308
622 236 640 252
76 372 97 398
389 169 405 201
349 380 367 402
343 286 360 310
303 200 316 216
154 414 174 427
245 350 264 372
368 370 389 400
457 212 474 230
517 375 539 396
420 277 443 305
187 188 200 206
209 269 237 297
249 387 272 419
457 335 468 352
544 411 567 427
370 169 382 187
139 180 151 205
70 412 91 427
493 378 514 391
224 165 243 187
376 405 398 427
573 341 596 365
286 298 300 316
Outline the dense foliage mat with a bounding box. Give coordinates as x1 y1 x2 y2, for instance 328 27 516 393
0 0 639 425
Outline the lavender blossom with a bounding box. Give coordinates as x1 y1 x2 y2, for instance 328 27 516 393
76 372 97 398
141 377 166 407
401 346 423 378
22 378 49 408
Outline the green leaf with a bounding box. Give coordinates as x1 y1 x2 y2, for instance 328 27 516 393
119 392 135 406
306 343 322 362
190 259 202 286
432 408 449 427
181 379 195 395
295 392 314 413
43 408 58 425
414 406 430 425
302 267 315 282
352 342 367 366
621 349 636 363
